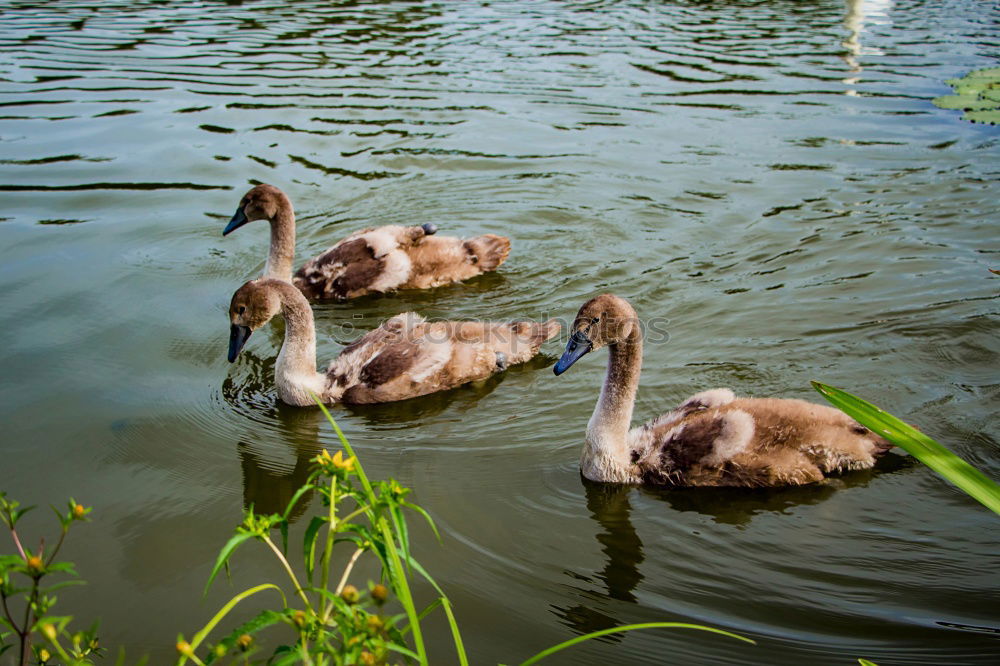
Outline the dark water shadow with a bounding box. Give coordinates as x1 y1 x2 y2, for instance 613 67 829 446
551 481 643 643
237 402 325 522
551 453 912 639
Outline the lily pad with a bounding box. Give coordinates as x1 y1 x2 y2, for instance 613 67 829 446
933 66 1000 124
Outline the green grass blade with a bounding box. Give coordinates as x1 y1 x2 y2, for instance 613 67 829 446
858 659 879 666
518 622 755 666
812 382 1000 515
311 396 429 665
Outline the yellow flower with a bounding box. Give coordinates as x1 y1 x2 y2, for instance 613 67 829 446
331 450 355 471
72 503 87 519
38 648 51 663
26 555 43 573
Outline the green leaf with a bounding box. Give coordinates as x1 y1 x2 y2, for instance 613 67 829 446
812 382 1000 515
402 501 442 543
389 504 411 574
302 516 325 584
384 642 422 660
392 550 468 665
933 67 1000 123
966 109 1000 124
39 579 87 594
279 520 289 556
203 609 285 664
281 483 315 522
859 660 879 666
518 622 755 666
44 562 78 576
203 532 255 596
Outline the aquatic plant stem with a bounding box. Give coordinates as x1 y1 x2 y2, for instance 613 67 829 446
313 399 428 664
262 536 314 614
44 527 67 567
334 547 365 597
318 476 336 621
8 525 26 562
20 579 40 666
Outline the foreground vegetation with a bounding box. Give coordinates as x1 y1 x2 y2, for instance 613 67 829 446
3 386 997 664
1 402 749 665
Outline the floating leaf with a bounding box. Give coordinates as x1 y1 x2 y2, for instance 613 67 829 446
933 67 1000 123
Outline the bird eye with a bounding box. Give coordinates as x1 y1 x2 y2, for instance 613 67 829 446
593 317 601 325
238 306 246 314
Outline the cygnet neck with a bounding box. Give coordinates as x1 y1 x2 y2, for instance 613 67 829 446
583 321 643 482
263 202 296 282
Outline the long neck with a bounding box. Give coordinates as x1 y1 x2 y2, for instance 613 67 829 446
273 283 327 406
264 204 296 282
583 326 643 482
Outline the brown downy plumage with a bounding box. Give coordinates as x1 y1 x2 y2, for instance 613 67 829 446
223 184 510 300
552 293 893 487
228 279 559 407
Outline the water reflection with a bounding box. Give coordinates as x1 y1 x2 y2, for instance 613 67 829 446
842 0 894 92
223 353 324 520
551 481 643 642
552 454 912 638
238 436 319 522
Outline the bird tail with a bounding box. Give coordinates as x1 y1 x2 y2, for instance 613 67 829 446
464 234 510 271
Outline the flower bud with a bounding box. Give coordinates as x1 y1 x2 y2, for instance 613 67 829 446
38 648 51 663
360 651 376 666
176 640 193 656
26 555 43 573
40 623 57 641
72 503 86 519
237 633 253 650
371 584 389 605
366 615 384 632
293 610 307 627
341 584 360 604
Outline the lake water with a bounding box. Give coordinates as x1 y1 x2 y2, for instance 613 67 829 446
0 0 997 663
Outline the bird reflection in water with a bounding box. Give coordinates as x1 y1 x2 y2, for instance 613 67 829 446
223 350 323 522
551 481 644 643
552 453 909 639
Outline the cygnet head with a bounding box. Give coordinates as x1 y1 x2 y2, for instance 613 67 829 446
227 279 282 362
553 293 639 375
223 184 290 235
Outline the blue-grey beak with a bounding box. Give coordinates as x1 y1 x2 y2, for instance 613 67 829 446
553 331 592 375
223 207 249 236
228 324 252 362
